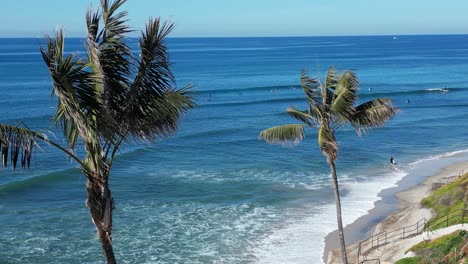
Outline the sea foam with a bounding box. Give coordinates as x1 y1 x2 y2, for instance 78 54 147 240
250 168 407 263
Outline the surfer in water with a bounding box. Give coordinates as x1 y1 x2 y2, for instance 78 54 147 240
390 156 396 165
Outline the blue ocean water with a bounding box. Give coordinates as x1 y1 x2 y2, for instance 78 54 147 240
1 35 468 263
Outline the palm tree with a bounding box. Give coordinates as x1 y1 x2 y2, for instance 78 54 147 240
259 67 397 264
0 0 195 263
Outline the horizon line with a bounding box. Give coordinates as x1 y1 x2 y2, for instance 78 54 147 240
1 33 468 39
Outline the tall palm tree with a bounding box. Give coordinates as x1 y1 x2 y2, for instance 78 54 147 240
0 0 195 263
259 67 397 264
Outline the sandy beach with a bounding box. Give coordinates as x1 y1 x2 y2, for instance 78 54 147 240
324 160 468 263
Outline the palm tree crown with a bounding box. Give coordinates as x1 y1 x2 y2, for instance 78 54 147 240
260 67 397 161
38 0 194 174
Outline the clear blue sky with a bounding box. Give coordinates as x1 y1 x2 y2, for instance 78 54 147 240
1 0 467 37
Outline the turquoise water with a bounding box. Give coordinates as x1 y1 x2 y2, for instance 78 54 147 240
1 35 468 263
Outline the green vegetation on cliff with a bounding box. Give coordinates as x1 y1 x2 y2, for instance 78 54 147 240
394 256 423 264
400 229 467 264
395 173 468 263
421 173 468 229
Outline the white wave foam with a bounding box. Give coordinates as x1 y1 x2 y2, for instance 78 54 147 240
251 205 330 263
250 169 407 264
160 169 330 190
251 148 468 263
409 149 468 166
425 87 449 92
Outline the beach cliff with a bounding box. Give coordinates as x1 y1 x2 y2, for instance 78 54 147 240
324 161 468 263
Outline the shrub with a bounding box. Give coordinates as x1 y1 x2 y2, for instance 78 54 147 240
452 186 464 201
438 193 451 206
394 256 423 264
420 198 432 208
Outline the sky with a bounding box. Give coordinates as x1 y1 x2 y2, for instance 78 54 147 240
0 0 467 37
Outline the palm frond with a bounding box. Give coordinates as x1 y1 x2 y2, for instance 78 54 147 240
325 66 339 90
125 86 196 141
0 124 36 169
40 30 100 150
86 6 100 42
21 137 33 169
330 70 359 122
0 124 91 173
259 124 305 145
300 69 321 103
318 126 337 161
131 18 175 97
119 18 196 141
89 0 133 143
324 66 339 104
286 107 318 126
98 0 132 41
352 98 398 135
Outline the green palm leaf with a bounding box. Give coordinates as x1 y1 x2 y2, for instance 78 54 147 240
0 124 87 170
324 66 339 91
86 7 100 42
126 87 195 140
330 70 359 121
324 66 339 104
300 69 321 103
131 18 175 97
86 0 133 141
259 124 305 145
352 98 397 135
318 126 338 160
122 18 195 141
40 30 99 150
286 107 316 126
0 124 36 169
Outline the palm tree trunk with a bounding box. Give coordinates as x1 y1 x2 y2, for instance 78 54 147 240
328 160 348 264
86 175 116 264
97 225 116 264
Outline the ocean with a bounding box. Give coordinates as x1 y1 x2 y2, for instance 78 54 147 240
1 35 468 263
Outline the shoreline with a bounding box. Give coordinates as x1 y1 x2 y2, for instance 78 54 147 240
322 159 468 263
